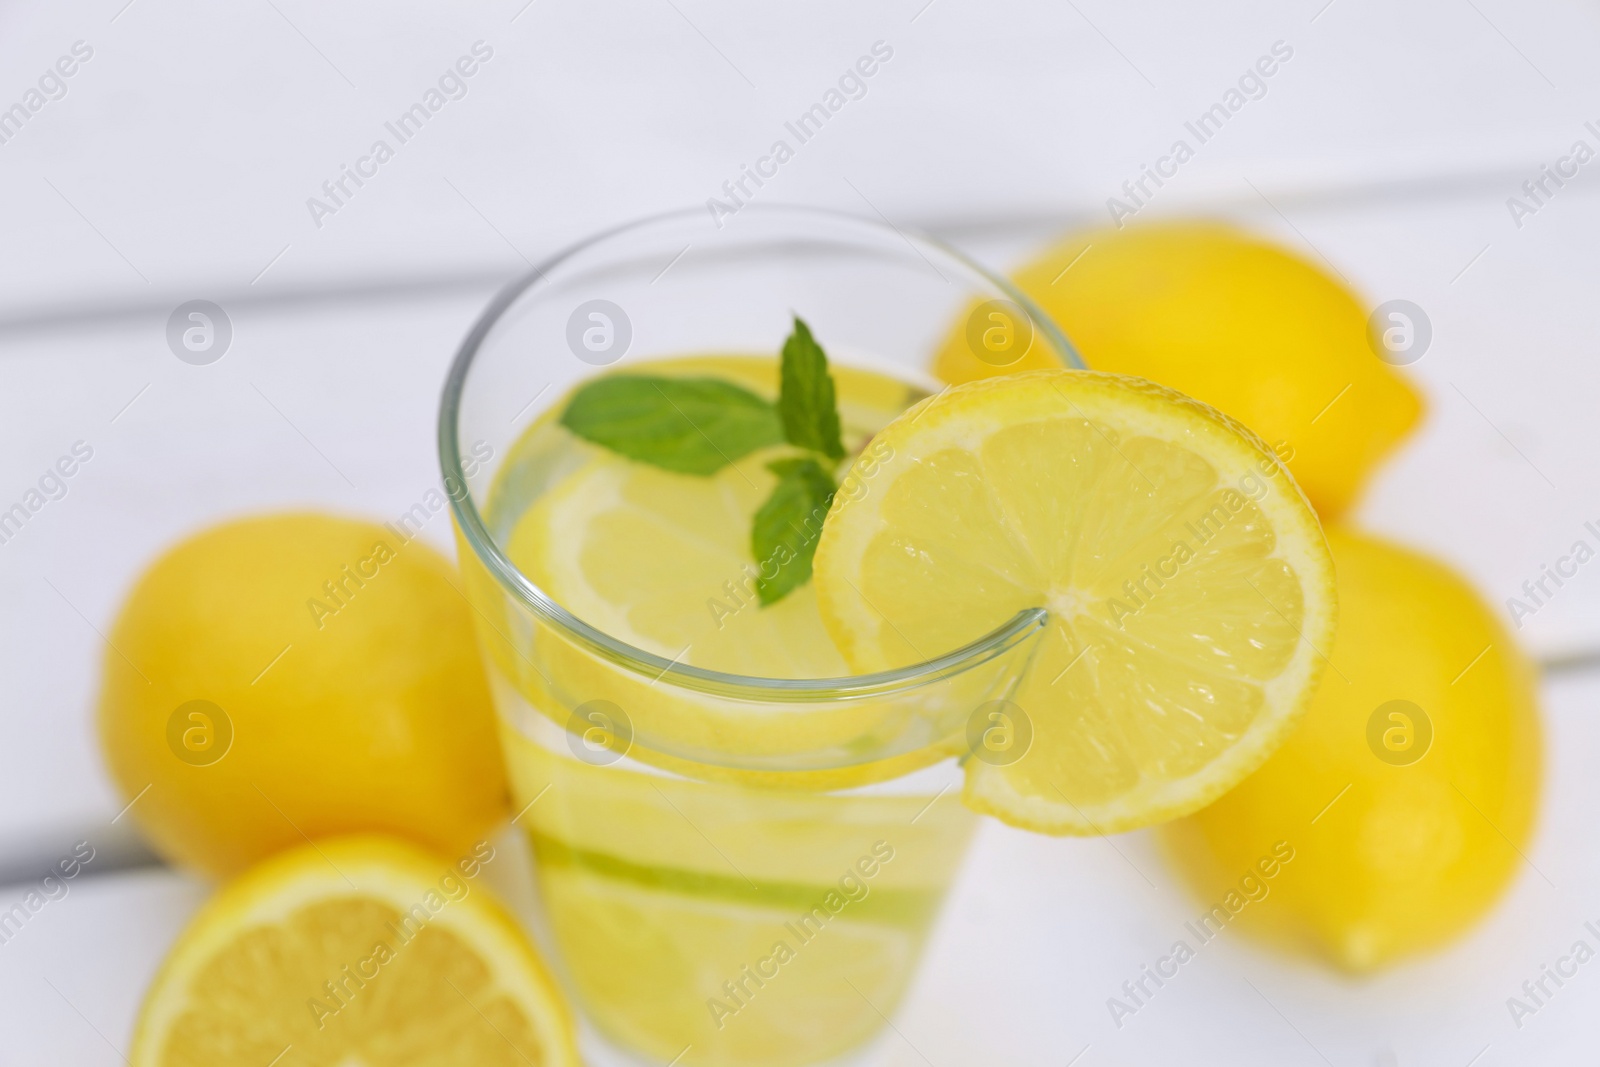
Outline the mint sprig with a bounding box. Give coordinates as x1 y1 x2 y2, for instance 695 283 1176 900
560 375 783 475
752 457 836 605
560 316 847 605
779 317 846 461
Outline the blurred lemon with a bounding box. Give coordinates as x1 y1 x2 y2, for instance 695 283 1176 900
98 513 509 878
131 835 580 1066
933 222 1425 518
1161 528 1541 971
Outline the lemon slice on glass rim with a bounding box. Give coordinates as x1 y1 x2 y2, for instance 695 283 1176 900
812 369 1337 835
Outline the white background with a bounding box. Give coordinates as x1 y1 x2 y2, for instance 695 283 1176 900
2 0 1599 1063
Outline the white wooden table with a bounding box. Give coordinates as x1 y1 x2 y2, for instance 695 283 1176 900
3 0 1599 1062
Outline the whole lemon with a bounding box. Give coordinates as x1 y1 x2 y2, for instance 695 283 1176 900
98 512 509 878
933 222 1425 518
1160 528 1541 971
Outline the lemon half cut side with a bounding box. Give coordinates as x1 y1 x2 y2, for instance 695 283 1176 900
812 370 1338 834
130 836 580 1067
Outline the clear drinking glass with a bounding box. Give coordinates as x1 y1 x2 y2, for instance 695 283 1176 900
439 205 1078 1067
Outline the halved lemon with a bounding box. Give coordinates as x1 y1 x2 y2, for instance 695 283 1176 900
812 370 1337 834
131 835 580 1067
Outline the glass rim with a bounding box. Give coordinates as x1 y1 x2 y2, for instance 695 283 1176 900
438 203 1076 702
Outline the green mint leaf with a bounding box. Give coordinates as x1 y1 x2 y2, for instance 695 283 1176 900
779 316 846 462
752 457 837 606
561 375 784 476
